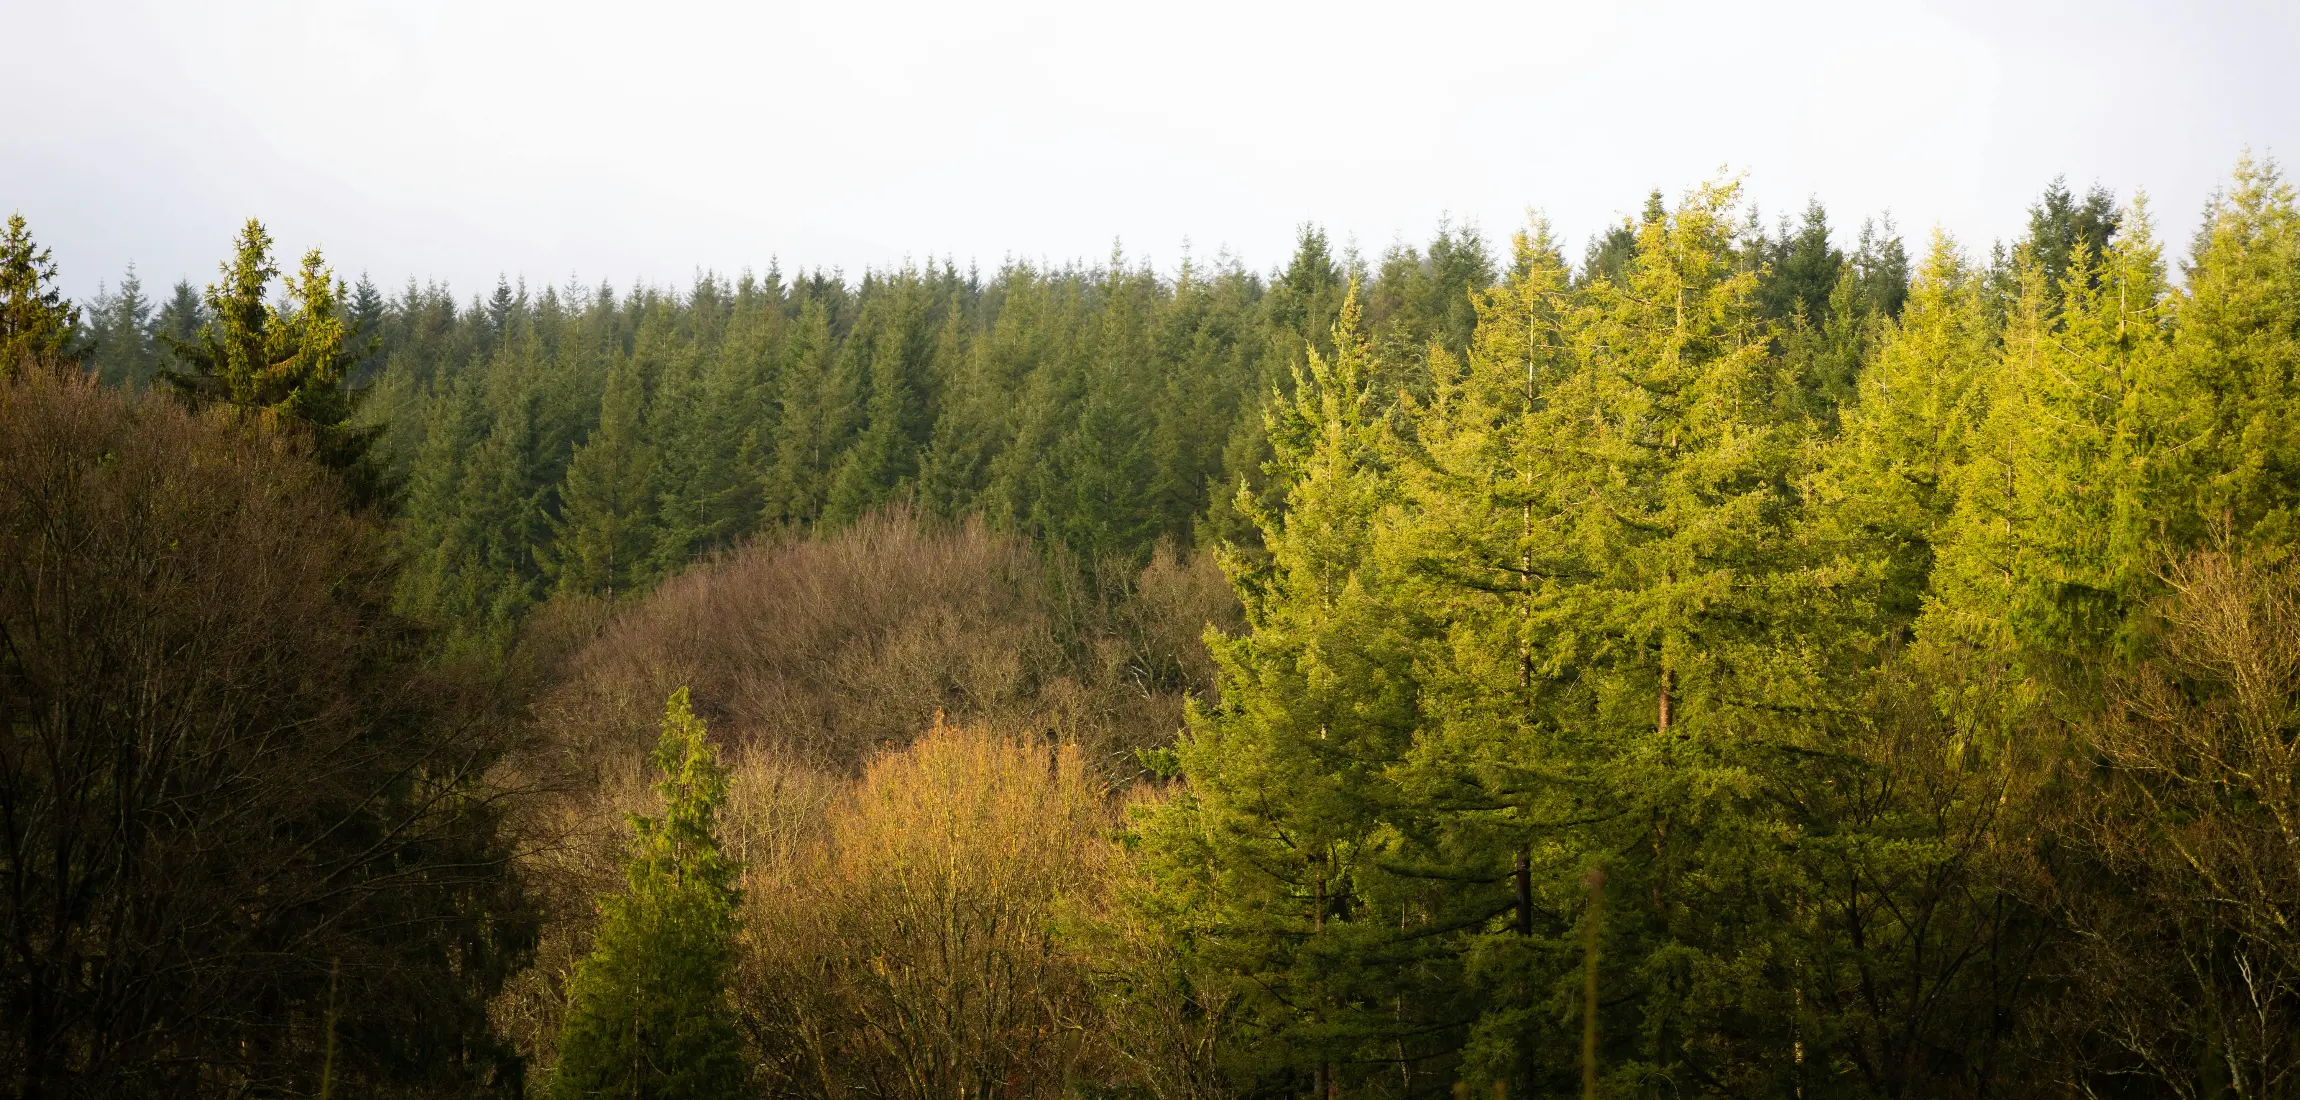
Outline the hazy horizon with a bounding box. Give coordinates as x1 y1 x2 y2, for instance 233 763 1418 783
9 0 2297 301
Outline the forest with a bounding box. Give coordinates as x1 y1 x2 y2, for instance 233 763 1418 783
5 157 2300 1099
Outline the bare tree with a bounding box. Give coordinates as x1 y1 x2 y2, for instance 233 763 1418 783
2050 549 2300 1097
0 371 532 1098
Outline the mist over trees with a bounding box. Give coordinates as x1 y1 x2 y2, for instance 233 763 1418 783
4 156 2300 1098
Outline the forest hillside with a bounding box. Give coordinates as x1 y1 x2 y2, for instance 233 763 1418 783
6 160 2300 1099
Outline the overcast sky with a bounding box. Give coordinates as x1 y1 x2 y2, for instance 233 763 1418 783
7 0 2296 302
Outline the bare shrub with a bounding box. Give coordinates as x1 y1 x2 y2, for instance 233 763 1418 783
529 510 1238 789
536 509 1079 776
736 717 1113 1100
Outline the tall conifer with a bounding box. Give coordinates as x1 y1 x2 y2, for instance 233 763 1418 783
550 688 746 1100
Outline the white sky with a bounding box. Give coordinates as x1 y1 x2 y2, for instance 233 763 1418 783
7 0 2297 302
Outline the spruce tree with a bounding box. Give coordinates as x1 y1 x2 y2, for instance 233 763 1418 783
0 213 81 376
2022 176 2120 300
156 278 208 349
347 273 388 382
1755 199 1844 321
1143 287 1435 1092
1808 230 1997 642
163 220 380 496
762 300 845 527
86 264 160 389
553 349 657 598
824 276 937 525
550 687 747 1100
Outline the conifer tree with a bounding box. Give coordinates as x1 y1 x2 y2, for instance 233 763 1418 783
550 687 747 1100
1850 216 1912 319
394 376 488 624
553 349 657 597
2172 154 2300 549
1371 221 1599 1090
1756 198 1844 323
1809 230 1997 641
0 213 80 376
347 273 388 382
763 300 846 527
155 278 208 351
825 277 938 524
1143 287 1435 1092
1925 199 2178 687
163 220 380 495
2022 177 2120 301
1539 178 1811 740
85 263 160 389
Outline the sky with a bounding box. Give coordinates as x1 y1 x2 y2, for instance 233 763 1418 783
6 0 2297 302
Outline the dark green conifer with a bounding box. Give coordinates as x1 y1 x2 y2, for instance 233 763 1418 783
553 348 657 597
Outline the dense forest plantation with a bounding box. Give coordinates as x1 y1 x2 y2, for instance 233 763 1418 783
6 156 2300 1099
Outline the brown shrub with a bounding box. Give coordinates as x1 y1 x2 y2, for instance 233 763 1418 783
736 717 1113 1100
530 509 1237 783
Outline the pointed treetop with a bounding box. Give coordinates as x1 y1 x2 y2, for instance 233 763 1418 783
0 213 82 376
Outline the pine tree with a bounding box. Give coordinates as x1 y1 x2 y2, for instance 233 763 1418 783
0 213 81 376
550 688 747 1100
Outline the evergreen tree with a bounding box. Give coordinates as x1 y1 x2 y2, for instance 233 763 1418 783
1809 230 1997 641
553 348 657 597
2022 176 2120 300
163 219 380 496
1757 198 1844 323
2172 154 2300 549
0 213 80 375
825 274 939 524
1924 198 2178 690
762 299 845 527
1849 216 1912 319
550 687 746 1100
1143 286 1424 1094
85 263 160 389
155 278 208 350
1581 219 1639 287
346 273 388 383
